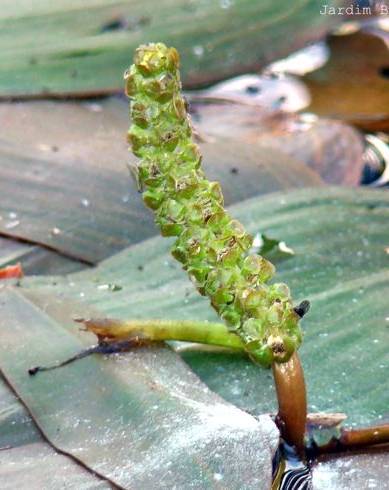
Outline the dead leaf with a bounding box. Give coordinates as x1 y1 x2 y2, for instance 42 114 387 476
192 102 365 185
0 263 23 280
302 31 389 131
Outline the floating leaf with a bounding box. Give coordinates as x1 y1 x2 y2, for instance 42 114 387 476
0 237 85 276
312 449 389 490
21 186 389 429
0 0 346 97
0 98 322 263
0 288 278 489
0 442 110 490
0 378 41 450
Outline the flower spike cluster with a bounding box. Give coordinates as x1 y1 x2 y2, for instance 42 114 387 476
125 43 303 366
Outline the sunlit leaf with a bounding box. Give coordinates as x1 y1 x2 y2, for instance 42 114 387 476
0 441 110 490
312 449 389 490
0 288 278 488
21 186 389 428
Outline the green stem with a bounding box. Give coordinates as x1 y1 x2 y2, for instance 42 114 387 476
83 318 309 454
81 318 245 350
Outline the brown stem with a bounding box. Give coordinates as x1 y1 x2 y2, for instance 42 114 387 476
318 424 389 454
272 352 307 453
340 425 389 447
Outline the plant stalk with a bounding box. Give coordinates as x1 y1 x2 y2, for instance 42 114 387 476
272 352 307 453
84 318 309 452
340 425 389 447
32 315 310 455
317 424 389 454
80 318 245 350
83 318 309 453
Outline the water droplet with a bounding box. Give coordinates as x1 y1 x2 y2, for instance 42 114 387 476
252 232 263 248
231 385 242 396
220 0 233 9
97 283 122 292
86 103 102 112
193 45 204 57
5 220 20 229
81 198 90 207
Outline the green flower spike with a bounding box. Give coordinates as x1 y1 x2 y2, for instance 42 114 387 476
125 43 303 367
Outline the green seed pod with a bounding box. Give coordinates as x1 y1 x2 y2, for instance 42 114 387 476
126 42 303 367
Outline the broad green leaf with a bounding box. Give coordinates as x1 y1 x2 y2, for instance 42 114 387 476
0 378 41 449
0 98 322 263
0 0 345 97
0 237 85 275
0 442 110 490
21 186 389 427
312 449 389 490
0 288 278 489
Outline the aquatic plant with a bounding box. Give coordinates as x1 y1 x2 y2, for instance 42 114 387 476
125 42 305 368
